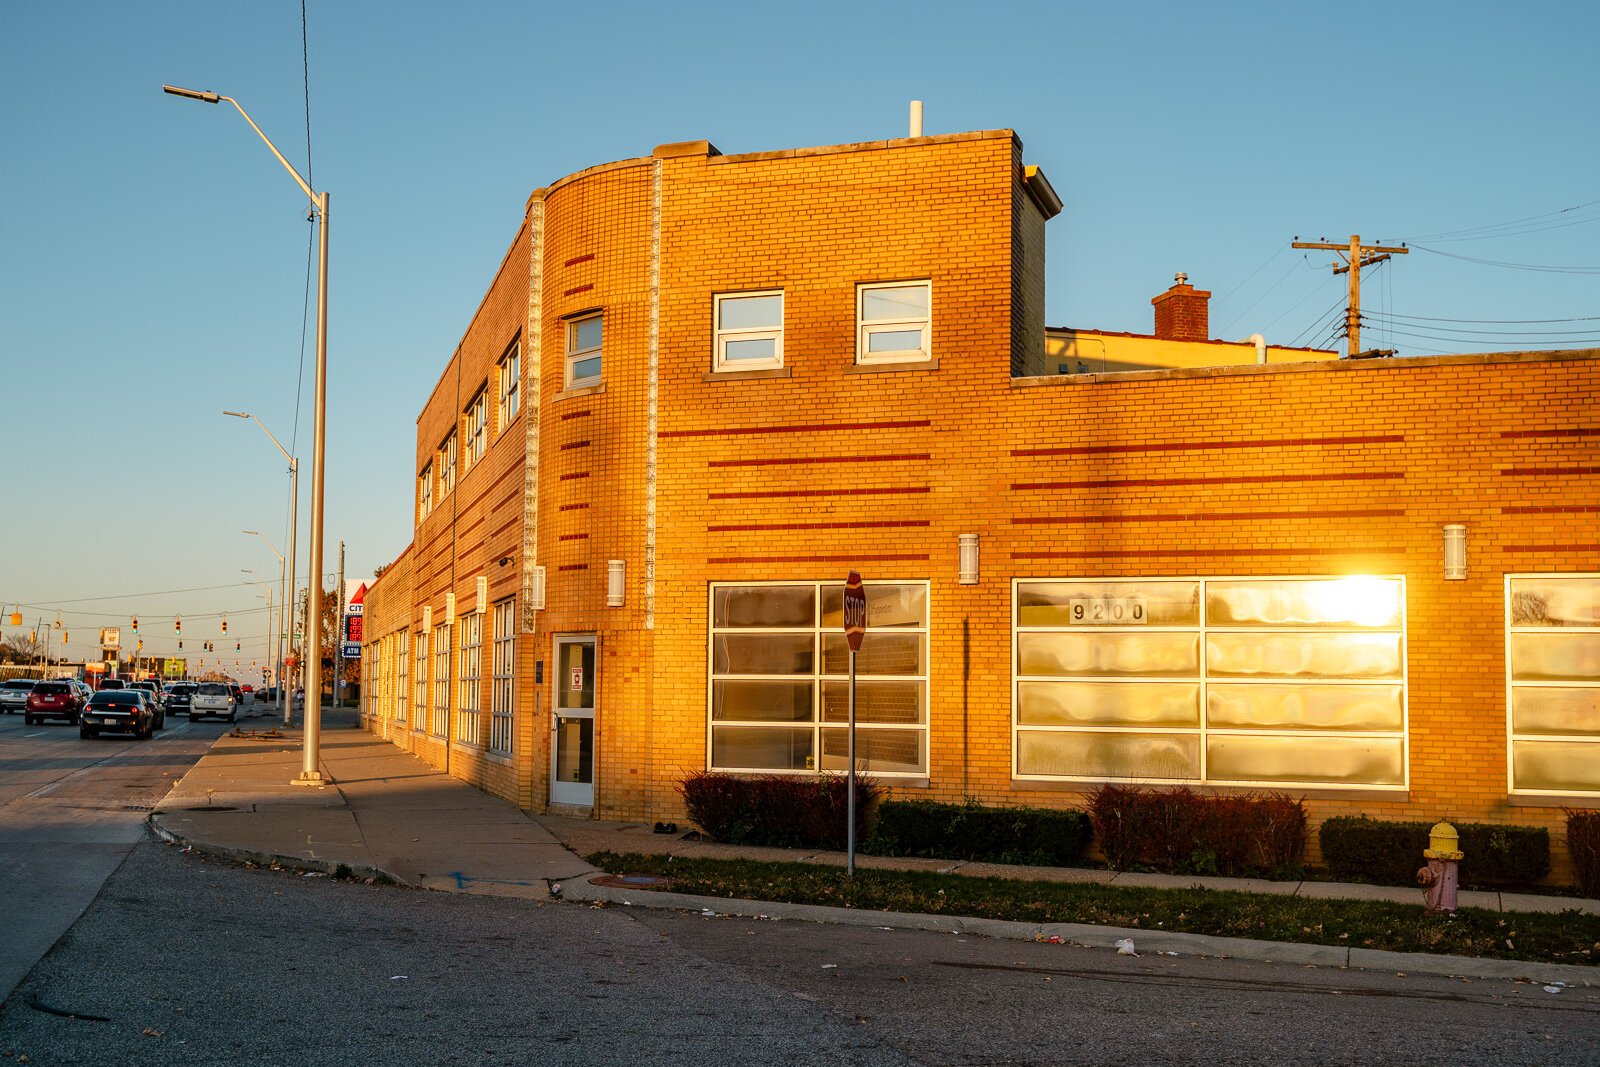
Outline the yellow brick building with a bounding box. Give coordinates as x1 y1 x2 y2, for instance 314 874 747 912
361 127 1600 879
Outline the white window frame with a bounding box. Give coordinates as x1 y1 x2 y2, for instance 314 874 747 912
412 630 427 730
1506 572 1600 797
418 463 433 523
431 623 450 736
491 599 515 755
396 630 409 723
565 313 603 389
498 341 520 428
713 290 784 372
856 280 931 364
464 387 488 469
1012 575 1409 791
707 580 928 777
439 433 457 497
456 613 482 745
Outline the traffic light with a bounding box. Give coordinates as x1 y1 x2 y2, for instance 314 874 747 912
131 615 139 633
235 641 241 652
221 615 228 635
175 616 182 634
178 640 184 650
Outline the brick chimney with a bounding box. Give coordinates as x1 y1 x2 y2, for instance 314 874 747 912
1152 272 1210 341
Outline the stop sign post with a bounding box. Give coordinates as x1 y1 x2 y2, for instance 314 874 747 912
843 571 866 876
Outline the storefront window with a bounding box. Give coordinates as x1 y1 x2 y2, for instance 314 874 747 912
1507 575 1600 795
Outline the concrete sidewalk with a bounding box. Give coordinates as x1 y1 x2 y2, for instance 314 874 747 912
149 706 1598 985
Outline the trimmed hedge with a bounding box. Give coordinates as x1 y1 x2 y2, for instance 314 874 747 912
1318 816 1551 888
679 772 878 850
1567 810 1600 899
1086 785 1307 876
863 799 1092 867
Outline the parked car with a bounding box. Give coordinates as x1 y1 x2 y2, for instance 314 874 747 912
257 686 278 702
0 678 37 714
80 688 162 739
25 679 87 725
165 681 199 716
190 682 237 722
228 683 245 707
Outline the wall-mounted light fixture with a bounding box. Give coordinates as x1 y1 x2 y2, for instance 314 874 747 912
607 560 626 607
497 555 513 568
475 575 488 613
421 605 432 632
444 592 457 625
958 534 980 585
1443 524 1467 580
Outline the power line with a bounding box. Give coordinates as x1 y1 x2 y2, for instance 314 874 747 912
1409 243 1600 275
1397 197 1600 243
1368 311 1600 325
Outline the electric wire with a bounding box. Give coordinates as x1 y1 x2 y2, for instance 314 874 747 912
1408 243 1600 275
1398 197 1600 243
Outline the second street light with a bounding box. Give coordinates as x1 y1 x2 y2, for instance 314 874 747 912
167 82 329 786
243 524 292 723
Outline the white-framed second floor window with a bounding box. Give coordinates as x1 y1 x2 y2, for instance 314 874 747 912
464 387 488 469
439 432 457 496
457 612 482 745
713 290 783 371
1507 573 1600 796
566 314 602 388
498 340 520 427
418 463 433 523
857 280 931 363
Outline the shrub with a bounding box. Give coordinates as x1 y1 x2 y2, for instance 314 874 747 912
678 772 878 851
1087 786 1306 876
1318 817 1551 888
1567 810 1600 899
864 799 1092 867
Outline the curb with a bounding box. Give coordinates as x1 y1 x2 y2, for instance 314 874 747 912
146 815 405 889
556 876 1599 986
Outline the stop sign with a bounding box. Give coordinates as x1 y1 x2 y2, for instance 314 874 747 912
843 571 866 652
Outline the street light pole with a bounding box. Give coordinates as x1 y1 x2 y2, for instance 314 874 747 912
169 82 328 785
243 528 290 720
242 569 276 704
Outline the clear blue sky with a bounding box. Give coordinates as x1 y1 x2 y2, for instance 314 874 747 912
3 1 1596 670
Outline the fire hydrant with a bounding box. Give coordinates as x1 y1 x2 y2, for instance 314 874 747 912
1416 821 1464 914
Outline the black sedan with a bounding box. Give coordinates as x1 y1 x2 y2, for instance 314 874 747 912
79 689 163 740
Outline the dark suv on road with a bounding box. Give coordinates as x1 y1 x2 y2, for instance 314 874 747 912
25 680 86 725
80 689 163 739
164 681 199 716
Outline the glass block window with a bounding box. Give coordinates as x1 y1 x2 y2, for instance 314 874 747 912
1014 576 1407 789
456 613 482 745
1507 574 1600 795
491 599 515 755
709 581 928 776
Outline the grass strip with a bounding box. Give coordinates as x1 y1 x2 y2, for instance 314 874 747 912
588 851 1599 967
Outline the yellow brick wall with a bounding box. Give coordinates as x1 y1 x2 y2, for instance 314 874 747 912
362 126 1600 881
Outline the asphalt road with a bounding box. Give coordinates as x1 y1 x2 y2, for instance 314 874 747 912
0 703 272 1002
2 834 1594 1065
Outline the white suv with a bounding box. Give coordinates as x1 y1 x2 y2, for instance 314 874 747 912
189 682 237 723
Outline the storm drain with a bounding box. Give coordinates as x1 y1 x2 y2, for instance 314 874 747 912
588 873 672 890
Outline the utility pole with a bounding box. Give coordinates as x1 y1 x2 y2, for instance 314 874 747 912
334 540 345 710
1291 234 1409 358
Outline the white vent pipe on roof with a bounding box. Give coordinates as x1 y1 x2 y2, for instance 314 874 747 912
910 100 923 138
1237 333 1267 364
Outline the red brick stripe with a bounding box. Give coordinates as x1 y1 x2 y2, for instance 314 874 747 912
563 283 594 296
1013 547 1406 559
1013 508 1406 524
661 419 932 439
558 502 590 512
1503 545 1600 552
710 486 930 500
709 520 932 532
560 410 592 421
558 533 589 542
1012 435 1405 457
1501 467 1600 476
563 253 595 267
1013 472 1403 490
709 453 930 468
560 440 591 451
1502 505 1600 514
708 554 931 564
559 472 590 481
1500 428 1600 439
557 564 589 572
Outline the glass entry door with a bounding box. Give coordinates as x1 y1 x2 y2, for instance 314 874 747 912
550 635 595 807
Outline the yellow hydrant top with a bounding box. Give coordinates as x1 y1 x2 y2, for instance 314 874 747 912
1424 821 1464 861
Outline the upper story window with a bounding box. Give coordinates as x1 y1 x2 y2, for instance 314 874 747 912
464 387 488 468
1507 574 1600 796
417 463 433 523
498 341 520 427
566 314 602 388
439 431 457 497
714 291 783 371
858 280 931 364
